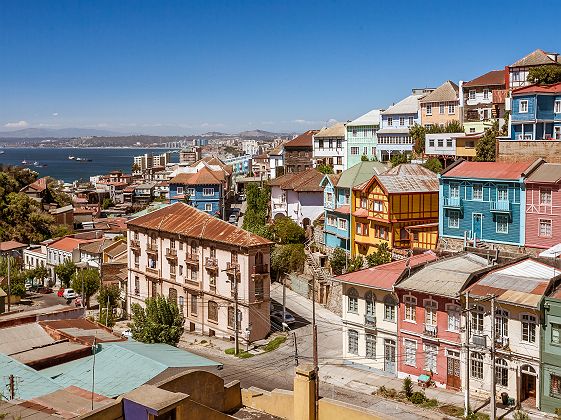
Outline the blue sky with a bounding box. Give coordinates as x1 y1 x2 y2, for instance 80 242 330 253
1 0 560 135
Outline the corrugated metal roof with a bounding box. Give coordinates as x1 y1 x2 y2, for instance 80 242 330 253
463 70 505 88
0 323 56 355
0 354 62 400
284 130 319 148
442 160 535 180
513 82 561 95
314 122 346 138
336 161 388 189
420 81 459 103
269 168 324 192
376 164 438 193
111 341 222 367
526 163 561 184
381 94 423 115
347 109 382 127
0 240 26 251
127 202 273 248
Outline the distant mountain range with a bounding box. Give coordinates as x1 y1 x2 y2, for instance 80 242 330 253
237 129 284 139
0 127 127 138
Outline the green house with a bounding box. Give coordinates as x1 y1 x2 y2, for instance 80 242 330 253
541 288 561 414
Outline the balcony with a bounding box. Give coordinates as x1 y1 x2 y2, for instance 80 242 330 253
443 197 462 210
147 242 159 254
490 200 511 213
364 315 376 328
145 266 160 278
226 262 240 276
471 333 486 347
252 264 269 277
205 257 218 271
166 248 177 260
185 253 199 265
423 324 438 337
130 239 140 249
496 336 509 349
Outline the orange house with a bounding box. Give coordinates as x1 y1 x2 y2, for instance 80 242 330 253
351 164 439 257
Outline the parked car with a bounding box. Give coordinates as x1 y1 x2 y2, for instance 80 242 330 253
62 288 78 299
238 193 246 202
57 288 65 297
270 310 296 326
121 329 133 339
37 286 53 294
228 214 238 224
230 207 241 214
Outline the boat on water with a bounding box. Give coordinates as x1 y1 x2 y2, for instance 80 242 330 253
33 161 48 168
75 157 92 162
68 156 76 160
0 151 5 154
21 160 31 165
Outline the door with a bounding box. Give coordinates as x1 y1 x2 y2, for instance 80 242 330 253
472 213 483 241
384 339 396 374
521 365 537 402
446 352 461 389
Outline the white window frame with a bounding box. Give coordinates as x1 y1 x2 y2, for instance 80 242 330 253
203 187 215 196
408 116 414 126
472 305 484 334
483 89 489 100
439 102 445 114
495 309 509 339
519 99 529 113
496 214 509 234
473 184 483 201
446 304 461 332
555 100 561 114
404 295 417 322
399 117 405 126
176 186 184 194
426 104 432 116
521 313 537 343
327 215 337 227
539 219 553 237
424 344 438 373
372 200 383 212
495 358 509 387
450 183 460 198
540 188 552 205
471 352 484 380
348 329 359 355
347 288 359 313
448 210 460 229
448 103 455 115
429 139 435 147
404 339 417 367
469 90 476 100
497 186 508 201
204 203 213 212
423 299 438 327
338 218 348 230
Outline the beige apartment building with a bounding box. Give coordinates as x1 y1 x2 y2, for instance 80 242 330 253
127 202 273 343
419 80 461 128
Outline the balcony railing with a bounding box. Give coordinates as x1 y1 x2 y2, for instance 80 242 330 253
443 196 462 209
226 262 240 275
146 266 160 278
490 200 511 213
166 248 177 259
185 253 199 265
147 242 158 253
495 336 509 349
252 264 269 276
205 257 218 270
364 314 376 327
424 324 438 337
130 239 140 249
471 333 486 347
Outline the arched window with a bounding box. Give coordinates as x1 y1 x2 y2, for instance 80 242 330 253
424 299 438 326
347 288 358 313
495 358 508 387
365 291 375 316
404 295 417 322
521 365 536 375
384 294 397 322
348 329 359 355
208 300 218 322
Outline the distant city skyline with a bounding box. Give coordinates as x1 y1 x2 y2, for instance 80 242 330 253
1 0 561 136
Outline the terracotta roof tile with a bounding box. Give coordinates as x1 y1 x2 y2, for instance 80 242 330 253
284 130 319 148
48 237 98 252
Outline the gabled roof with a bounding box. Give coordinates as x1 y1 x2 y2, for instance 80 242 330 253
463 70 505 88
284 130 319 148
0 354 62 400
510 49 561 67
526 163 561 184
268 168 325 192
79 238 113 254
355 164 438 194
512 82 561 95
337 252 438 290
381 94 423 115
21 177 49 193
0 240 26 252
441 159 539 180
419 80 459 103
337 161 388 189
48 237 99 253
320 173 341 189
127 202 273 248
170 166 225 186
314 122 346 139
347 109 383 127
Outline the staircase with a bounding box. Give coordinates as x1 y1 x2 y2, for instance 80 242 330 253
304 239 334 284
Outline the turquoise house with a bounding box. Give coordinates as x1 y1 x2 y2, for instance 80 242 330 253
439 159 541 247
346 109 382 168
541 284 561 414
321 161 387 252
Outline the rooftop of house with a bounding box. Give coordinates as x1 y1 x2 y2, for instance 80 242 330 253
381 94 423 116
49 205 73 215
47 236 100 253
21 177 49 193
39 318 124 346
79 238 113 254
198 156 233 175
284 130 319 148
347 109 383 127
268 168 325 192
441 159 540 180
512 82 561 95
337 252 438 290
314 122 346 139
28 386 114 417
467 258 557 309
396 253 490 298
355 164 438 194
104 240 127 258
169 166 225 186
0 240 27 252
526 163 561 184
510 49 561 68
336 161 388 189
127 202 273 248
463 70 505 88
419 80 459 103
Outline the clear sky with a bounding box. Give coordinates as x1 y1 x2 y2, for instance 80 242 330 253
1 0 560 135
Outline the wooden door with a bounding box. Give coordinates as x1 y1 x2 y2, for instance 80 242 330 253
384 340 396 374
447 356 461 389
521 373 536 400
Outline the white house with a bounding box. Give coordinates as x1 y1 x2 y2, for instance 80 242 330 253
313 122 347 173
424 132 465 160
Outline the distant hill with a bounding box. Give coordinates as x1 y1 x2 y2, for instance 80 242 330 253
238 129 289 139
0 127 127 139
200 131 230 137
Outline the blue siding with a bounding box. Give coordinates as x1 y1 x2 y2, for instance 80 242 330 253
170 183 223 217
511 93 561 139
322 177 351 251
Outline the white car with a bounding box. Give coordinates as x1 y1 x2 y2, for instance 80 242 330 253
62 288 78 299
121 329 133 339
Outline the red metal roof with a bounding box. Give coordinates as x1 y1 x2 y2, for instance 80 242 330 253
334 205 350 214
337 252 438 290
513 82 561 95
463 70 505 88
443 160 535 180
48 237 98 252
284 130 319 148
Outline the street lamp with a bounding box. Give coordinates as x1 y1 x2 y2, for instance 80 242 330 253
282 322 298 366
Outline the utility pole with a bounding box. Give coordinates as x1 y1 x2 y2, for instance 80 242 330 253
464 291 470 417
105 295 110 327
9 374 14 400
294 331 299 366
282 275 286 332
312 268 319 419
490 296 496 420
7 254 11 313
234 265 239 355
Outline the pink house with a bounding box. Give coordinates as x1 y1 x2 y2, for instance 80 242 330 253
395 253 490 389
525 163 561 249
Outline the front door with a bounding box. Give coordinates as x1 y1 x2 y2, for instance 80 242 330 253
472 213 483 241
446 351 461 389
521 373 537 401
384 339 396 374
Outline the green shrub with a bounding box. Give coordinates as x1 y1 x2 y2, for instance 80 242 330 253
237 351 254 359
513 410 530 420
402 376 413 399
263 335 287 352
225 348 235 355
410 391 426 404
421 398 438 408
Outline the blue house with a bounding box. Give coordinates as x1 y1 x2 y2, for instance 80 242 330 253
510 82 561 140
439 159 541 247
320 161 387 252
169 166 225 218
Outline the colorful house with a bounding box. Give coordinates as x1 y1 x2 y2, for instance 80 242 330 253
351 164 439 257
439 159 542 248
509 82 561 140
506 49 561 90
321 161 387 253
338 252 437 376
525 162 561 249
313 123 346 173
346 109 383 168
283 130 319 174
419 81 461 129
540 279 561 414
395 253 491 389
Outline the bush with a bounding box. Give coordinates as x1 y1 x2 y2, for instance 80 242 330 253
225 348 235 355
263 335 287 352
402 376 413 399
237 351 254 359
513 410 530 420
421 398 438 408
410 391 426 404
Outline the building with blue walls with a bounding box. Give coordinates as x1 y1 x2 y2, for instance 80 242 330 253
321 161 388 253
510 82 561 140
346 109 382 168
439 159 542 248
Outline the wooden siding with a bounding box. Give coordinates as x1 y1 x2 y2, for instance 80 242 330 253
525 183 561 249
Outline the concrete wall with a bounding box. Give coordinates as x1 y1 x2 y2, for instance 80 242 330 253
498 140 561 164
242 387 295 419
318 398 385 420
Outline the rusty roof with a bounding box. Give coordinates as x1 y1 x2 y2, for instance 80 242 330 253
79 238 113 254
127 202 273 248
463 70 505 88
39 319 124 346
355 164 438 194
48 237 99 253
510 49 561 67
314 122 346 139
442 160 538 180
526 163 561 184
169 166 225 185
21 177 49 193
268 168 324 192
284 130 319 148
513 82 561 95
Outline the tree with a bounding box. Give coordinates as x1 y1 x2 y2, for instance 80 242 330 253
32 265 49 286
46 177 72 207
242 183 270 234
268 217 305 244
132 163 141 172
347 255 364 272
316 164 334 175
271 244 305 277
410 124 426 155
475 120 499 162
423 157 443 174
71 268 100 307
54 259 76 288
130 296 185 345
97 284 121 326
390 152 410 167
101 198 114 209
51 224 73 238
366 242 392 267
1 193 54 243
360 154 369 162
528 65 561 85
330 248 348 276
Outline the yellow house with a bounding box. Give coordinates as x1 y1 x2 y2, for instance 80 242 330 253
419 80 461 128
351 164 439 257
455 132 483 160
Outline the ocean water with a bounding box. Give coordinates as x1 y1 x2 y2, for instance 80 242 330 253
0 148 178 182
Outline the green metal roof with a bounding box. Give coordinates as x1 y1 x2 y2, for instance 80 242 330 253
336 161 388 189
41 342 221 398
0 353 62 400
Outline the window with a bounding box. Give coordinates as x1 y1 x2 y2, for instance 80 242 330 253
496 215 508 234
178 296 185 313
450 184 459 198
448 210 460 228
473 184 483 201
424 300 437 326
540 219 553 237
190 265 198 280
472 305 484 334
205 203 213 212
327 215 337 227
191 294 197 315
374 225 388 239
483 89 489 100
495 309 509 339
426 104 432 115
522 314 536 343
338 218 348 230
170 263 176 275
366 334 376 359
555 100 561 114
446 139 453 148
187 188 195 196
326 192 333 203
399 117 405 126
348 330 358 354
337 139 342 149
497 186 508 201
439 103 445 114
425 344 437 372
351 147 359 155
552 323 561 345
209 274 216 289
404 339 417 366
177 186 184 194
408 117 414 125
337 156 343 165
347 288 358 313
495 359 509 387
372 200 383 212
178 265 183 276
448 103 455 114
134 276 140 294
387 117 393 126
208 300 218 322
203 188 214 196
365 291 375 316
519 100 528 113
228 306 235 328
384 295 396 322
318 139 324 150
429 139 435 147
551 374 561 398
540 189 552 205
469 127 476 134
255 278 264 299
447 305 460 332
404 295 416 322
352 129 357 137
438 139 444 147
469 90 476 100
471 352 484 379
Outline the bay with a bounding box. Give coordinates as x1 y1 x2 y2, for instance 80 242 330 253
0 147 178 182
